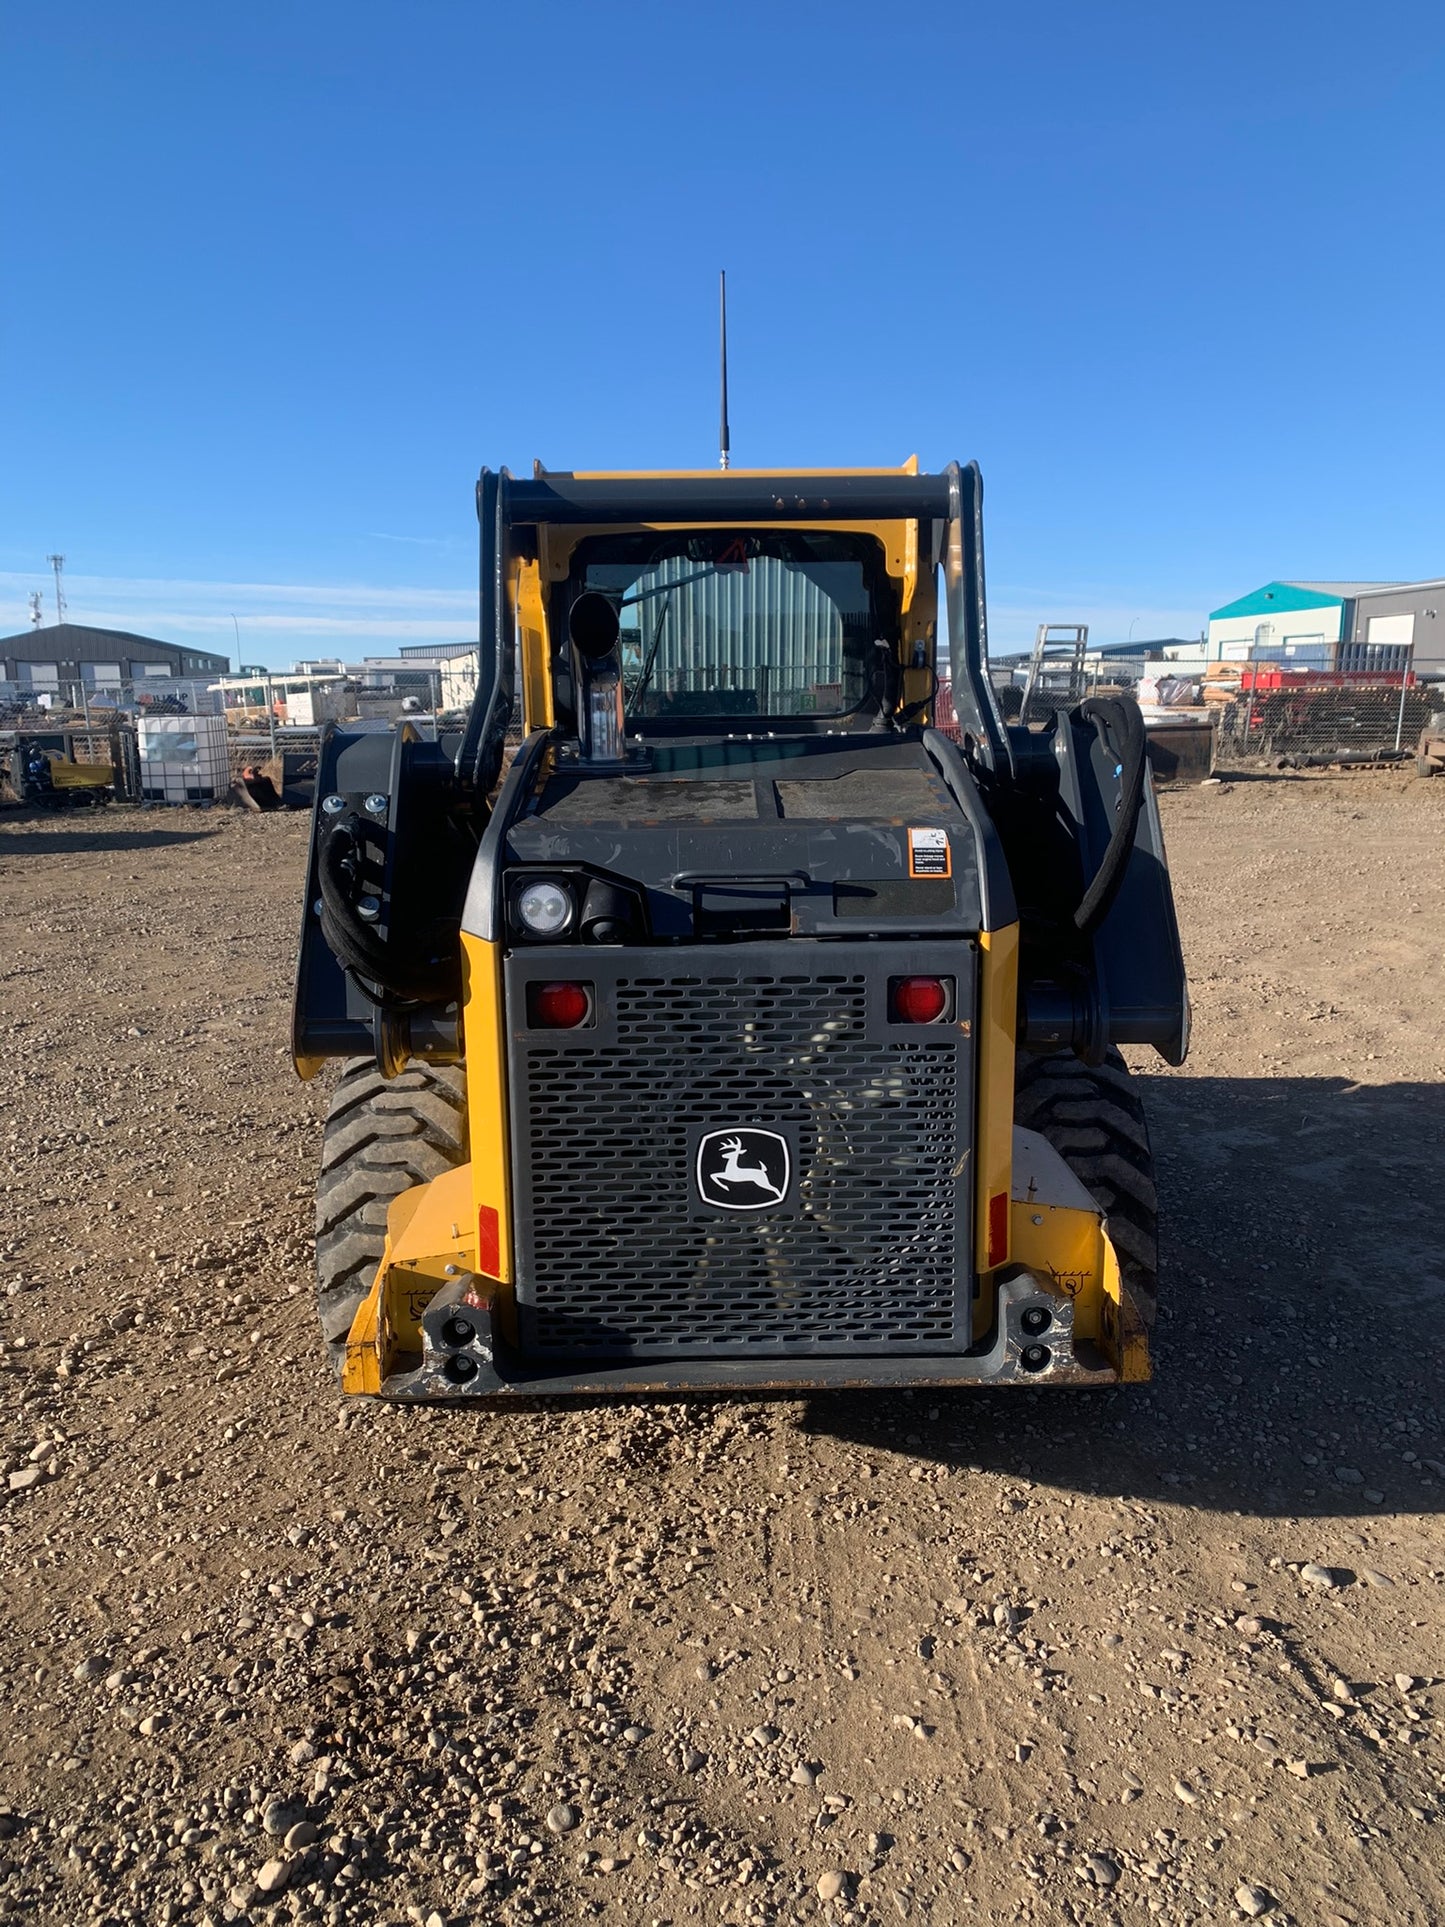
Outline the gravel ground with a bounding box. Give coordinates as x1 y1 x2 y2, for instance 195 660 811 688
0 769 1442 1927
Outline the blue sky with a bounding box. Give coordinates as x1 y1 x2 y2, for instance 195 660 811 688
4 0 1443 667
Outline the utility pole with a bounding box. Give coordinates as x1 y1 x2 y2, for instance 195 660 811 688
46 554 67 625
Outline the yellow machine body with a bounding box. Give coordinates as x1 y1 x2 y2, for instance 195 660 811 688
311 460 1175 1399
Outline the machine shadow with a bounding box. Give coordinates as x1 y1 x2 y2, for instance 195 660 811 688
799 1074 1445 1520
0 820 218 856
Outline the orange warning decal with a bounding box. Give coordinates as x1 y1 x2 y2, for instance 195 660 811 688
908 826 952 879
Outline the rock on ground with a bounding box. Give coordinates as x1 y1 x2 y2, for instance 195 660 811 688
0 776 1442 1925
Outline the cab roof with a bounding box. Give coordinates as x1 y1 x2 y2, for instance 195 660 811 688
503 463 954 528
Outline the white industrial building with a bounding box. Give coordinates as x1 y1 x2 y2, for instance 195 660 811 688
397 641 479 711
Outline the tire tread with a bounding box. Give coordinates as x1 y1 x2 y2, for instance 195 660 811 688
1014 1048 1159 1322
314 1061 468 1375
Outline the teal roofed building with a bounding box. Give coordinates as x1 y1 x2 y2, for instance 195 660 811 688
1205 579 1445 674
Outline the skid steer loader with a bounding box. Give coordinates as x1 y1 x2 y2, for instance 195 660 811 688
293 461 1187 1399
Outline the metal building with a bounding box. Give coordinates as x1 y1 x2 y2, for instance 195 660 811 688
0 622 229 698
1340 580 1445 676
1207 580 1445 676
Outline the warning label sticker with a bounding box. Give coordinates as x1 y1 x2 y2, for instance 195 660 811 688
908 826 952 879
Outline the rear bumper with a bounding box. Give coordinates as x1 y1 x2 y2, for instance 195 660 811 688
337 1131 1149 1400
361 1272 1126 1401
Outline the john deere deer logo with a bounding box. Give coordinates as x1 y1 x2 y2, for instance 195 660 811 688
695 1128 791 1212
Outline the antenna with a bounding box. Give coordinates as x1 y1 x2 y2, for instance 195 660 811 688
28 592 43 629
718 270 730 471
47 554 66 625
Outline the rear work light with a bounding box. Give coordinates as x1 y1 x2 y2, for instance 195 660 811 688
889 975 952 1024
528 980 592 1029
516 878 574 938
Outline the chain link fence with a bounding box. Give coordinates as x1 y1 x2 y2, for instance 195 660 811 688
0 663 504 809
7 661 1445 807
0 677 332 807
937 663 1152 738
0 674 224 734
994 656 1150 727
937 655 1445 774
1204 657 1445 766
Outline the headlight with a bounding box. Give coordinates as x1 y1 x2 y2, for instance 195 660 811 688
517 879 574 938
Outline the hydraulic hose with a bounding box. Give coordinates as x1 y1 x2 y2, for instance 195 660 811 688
317 814 446 1006
1072 695 1147 937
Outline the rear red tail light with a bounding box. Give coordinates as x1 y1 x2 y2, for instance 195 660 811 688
528 980 592 1028
890 975 951 1024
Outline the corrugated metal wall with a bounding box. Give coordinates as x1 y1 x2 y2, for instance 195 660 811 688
623 557 860 690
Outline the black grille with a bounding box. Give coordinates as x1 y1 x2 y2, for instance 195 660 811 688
507 952 970 1357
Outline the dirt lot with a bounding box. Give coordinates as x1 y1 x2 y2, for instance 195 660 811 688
0 770 1442 1927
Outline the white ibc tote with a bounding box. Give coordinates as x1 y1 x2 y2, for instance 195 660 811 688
136 714 231 804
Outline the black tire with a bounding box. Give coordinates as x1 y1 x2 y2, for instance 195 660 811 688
315 1060 468 1373
1013 1048 1159 1323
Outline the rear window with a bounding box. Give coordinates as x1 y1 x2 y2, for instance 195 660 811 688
570 529 896 721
